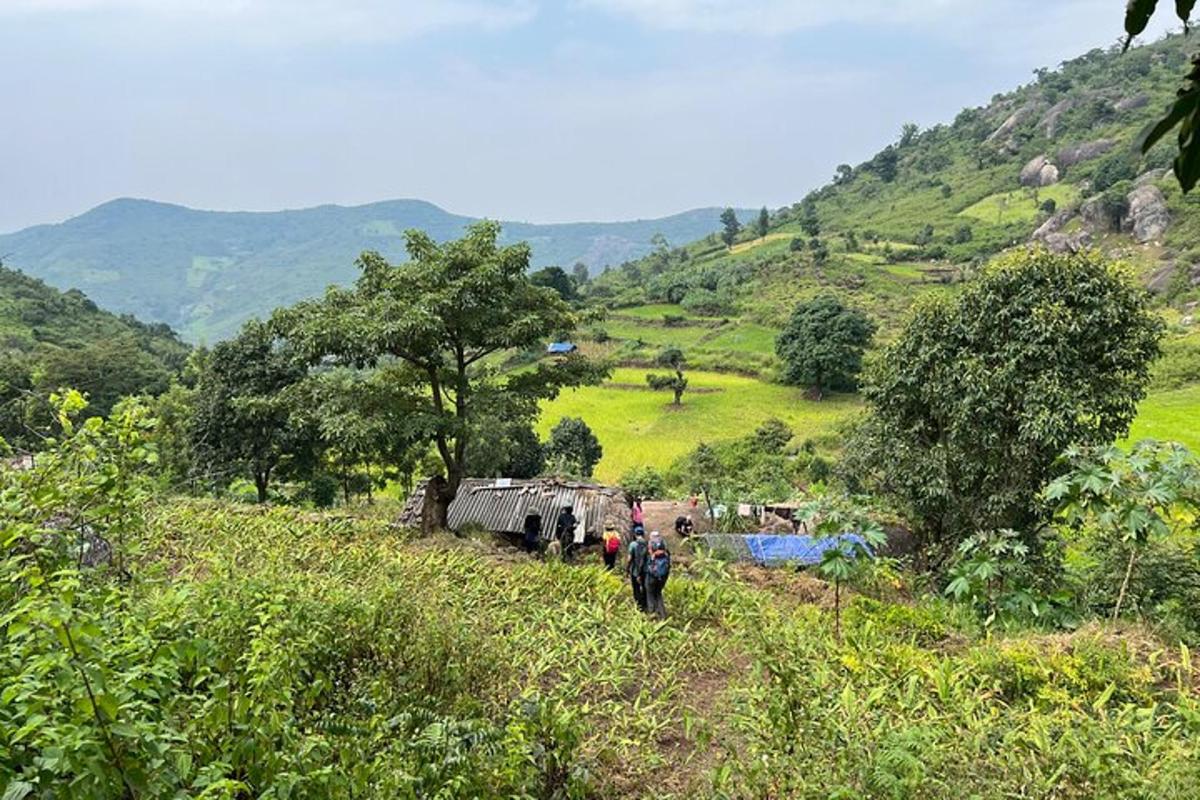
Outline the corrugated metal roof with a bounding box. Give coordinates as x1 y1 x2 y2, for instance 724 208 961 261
399 478 631 543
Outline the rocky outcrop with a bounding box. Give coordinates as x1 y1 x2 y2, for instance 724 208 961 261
1125 184 1170 243
1032 209 1073 241
1057 139 1116 168
1040 98 1075 138
1019 155 1060 187
1080 195 1119 232
1115 93 1149 113
1135 168 1168 187
1041 230 1093 254
986 102 1042 149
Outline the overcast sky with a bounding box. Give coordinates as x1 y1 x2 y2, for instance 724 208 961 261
0 0 1181 233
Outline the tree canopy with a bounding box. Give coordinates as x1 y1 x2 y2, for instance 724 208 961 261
845 248 1163 563
544 416 603 478
276 221 605 529
775 295 874 399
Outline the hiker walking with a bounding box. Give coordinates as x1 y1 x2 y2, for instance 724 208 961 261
631 497 646 537
554 504 578 561
602 525 622 571
645 532 671 620
522 512 542 555
627 527 648 612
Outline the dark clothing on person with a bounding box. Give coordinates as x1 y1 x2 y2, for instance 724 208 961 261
555 508 578 559
522 514 542 554
627 537 648 612
674 516 694 537
645 539 671 619
603 550 618 571
646 575 667 619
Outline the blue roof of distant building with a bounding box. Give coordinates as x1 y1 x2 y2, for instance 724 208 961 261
546 342 577 354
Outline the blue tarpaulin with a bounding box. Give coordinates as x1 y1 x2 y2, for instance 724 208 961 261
697 533 872 566
546 342 577 354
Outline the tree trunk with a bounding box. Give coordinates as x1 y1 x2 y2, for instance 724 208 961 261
673 387 683 405
421 475 452 535
254 471 269 503
1113 547 1138 622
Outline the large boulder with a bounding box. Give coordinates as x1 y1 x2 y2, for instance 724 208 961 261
1135 168 1168 187
985 103 1041 145
1080 195 1118 232
1115 93 1150 113
1040 98 1075 138
1032 209 1074 241
1019 155 1060 187
1126 184 1170 243
1057 139 1116 168
1041 230 1093 254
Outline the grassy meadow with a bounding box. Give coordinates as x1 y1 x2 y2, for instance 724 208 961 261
1126 384 1200 453
541 367 1198 484
538 367 858 481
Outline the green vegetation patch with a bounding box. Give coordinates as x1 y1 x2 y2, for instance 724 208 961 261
537 368 859 481
1126 384 1200 453
959 184 1080 225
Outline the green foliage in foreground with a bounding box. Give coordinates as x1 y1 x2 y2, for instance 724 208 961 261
4 413 1200 797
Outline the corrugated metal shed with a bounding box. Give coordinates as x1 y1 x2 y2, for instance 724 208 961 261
399 478 632 544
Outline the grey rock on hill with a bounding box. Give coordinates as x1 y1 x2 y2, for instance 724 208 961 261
1125 184 1170 243
1057 139 1116 168
1019 155 1060 187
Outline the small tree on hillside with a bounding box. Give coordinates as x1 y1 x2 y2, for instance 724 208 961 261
756 207 770 240
529 266 577 301
571 262 590 287
544 416 603 478
191 319 314 502
844 247 1163 566
720 208 741 249
775 296 874 399
646 347 689 406
799 203 821 237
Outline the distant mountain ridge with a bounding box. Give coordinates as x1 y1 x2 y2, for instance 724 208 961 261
0 198 752 342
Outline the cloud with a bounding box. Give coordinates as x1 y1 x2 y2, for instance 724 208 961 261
576 0 1183 46
1 0 538 44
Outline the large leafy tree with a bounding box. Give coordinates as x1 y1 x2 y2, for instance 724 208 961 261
544 416 603 478
277 221 603 530
775 295 874 399
191 320 315 502
845 248 1162 565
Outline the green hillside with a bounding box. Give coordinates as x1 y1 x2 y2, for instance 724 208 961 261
587 34 1200 342
0 265 188 445
0 199 753 342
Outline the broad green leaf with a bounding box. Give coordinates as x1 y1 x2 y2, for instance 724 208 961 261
1125 0 1160 49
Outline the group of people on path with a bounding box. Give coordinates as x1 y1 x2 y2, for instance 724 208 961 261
609 498 672 619
523 498 672 618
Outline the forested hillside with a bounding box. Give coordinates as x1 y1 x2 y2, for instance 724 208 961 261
0 198 752 342
589 33 1200 329
0 265 188 447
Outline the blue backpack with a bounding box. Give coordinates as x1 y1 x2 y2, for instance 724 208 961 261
647 546 671 580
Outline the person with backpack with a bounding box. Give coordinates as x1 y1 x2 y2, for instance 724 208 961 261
626 528 648 612
645 532 671 619
602 525 622 571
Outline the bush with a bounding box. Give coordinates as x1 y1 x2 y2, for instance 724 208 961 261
620 466 666 499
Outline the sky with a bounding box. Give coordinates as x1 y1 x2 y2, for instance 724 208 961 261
0 0 1183 233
